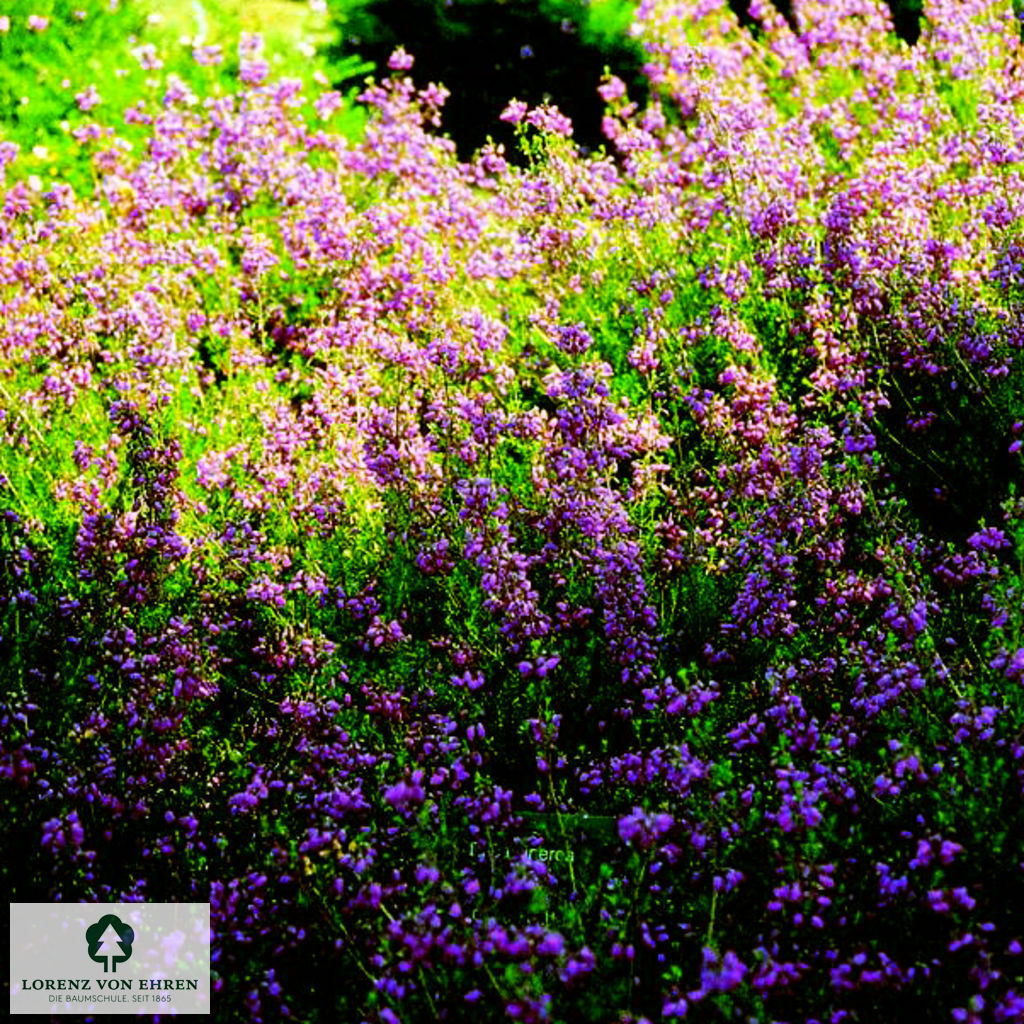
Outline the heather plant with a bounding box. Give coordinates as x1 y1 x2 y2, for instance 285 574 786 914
3 1 1024 1022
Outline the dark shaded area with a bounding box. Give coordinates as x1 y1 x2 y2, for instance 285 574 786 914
874 368 1022 543
728 0 922 45
330 1 925 163
887 0 924 45
329 0 650 160
728 0 796 34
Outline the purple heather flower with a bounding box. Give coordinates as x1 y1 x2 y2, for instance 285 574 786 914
500 99 528 124
388 47 414 71
384 773 425 812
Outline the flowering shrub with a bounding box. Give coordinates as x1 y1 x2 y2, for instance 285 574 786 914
3 1 1024 1021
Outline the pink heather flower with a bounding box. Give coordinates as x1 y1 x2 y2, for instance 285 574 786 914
0 16 9 32
132 43 163 71
500 99 528 124
598 75 627 103
239 59 270 86
27 15 49 31
162 73 197 107
526 104 573 137
75 86 101 113
420 82 449 109
238 32 264 60
192 44 223 66
314 90 343 120
185 311 206 333
388 46 414 71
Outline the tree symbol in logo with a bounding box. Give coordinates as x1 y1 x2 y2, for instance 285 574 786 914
86 915 135 973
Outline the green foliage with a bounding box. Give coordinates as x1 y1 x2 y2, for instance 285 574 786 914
0 2 145 173
938 77 982 129
0 0 368 192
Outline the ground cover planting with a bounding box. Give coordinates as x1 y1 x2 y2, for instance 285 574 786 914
3 0 1024 1020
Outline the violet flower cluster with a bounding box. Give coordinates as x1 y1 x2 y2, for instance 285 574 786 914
3 1 1024 1021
